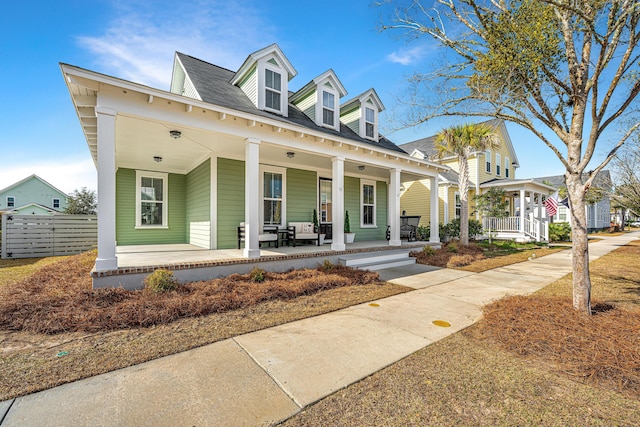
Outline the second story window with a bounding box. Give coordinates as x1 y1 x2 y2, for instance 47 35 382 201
322 91 335 126
7 196 15 207
265 68 282 111
505 157 510 178
496 153 501 176
53 198 60 209
485 150 492 173
365 107 375 139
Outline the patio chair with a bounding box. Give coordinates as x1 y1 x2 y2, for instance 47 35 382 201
286 222 321 246
237 223 279 249
386 215 421 242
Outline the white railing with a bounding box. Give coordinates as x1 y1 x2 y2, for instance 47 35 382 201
482 216 520 232
482 216 548 242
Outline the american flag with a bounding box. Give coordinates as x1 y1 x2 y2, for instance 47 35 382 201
544 191 559 217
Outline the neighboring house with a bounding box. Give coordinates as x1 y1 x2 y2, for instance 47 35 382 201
533 171 612 231
0 174 68 214
61 43 447 273
399 119 555 242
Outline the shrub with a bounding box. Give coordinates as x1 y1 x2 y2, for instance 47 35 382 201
417 225 430 241
422 245 436 255
446 254 475 267
250 267 266 283
439 218 483 241
320 259 334 271
549 222 571 242
446 242 459 253
144 269 180 293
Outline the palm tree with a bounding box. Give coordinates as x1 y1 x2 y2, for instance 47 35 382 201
434 123 498 245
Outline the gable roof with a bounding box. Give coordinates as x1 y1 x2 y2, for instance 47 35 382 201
532 170 612 190
175 52 405 153
4 202 62 214
398 119 520 165
289 69 347 104
340 88 385 113
230 44 298 85
0 174 67 197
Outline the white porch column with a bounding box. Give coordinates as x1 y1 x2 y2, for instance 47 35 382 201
535 192 542 241
388 168 401 246
244 138 260 258
94 107 118 271
519 189 526 234
331 157 345 251
429 176 440 243
443 184 449 224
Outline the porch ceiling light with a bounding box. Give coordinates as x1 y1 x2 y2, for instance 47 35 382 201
169 130 182 139
153 156 163 162
286 151 295 158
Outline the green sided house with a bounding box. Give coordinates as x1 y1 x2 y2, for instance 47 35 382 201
61 43 447 287
0 174 68 215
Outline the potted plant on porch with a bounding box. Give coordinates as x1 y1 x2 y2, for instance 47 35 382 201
313 209 326 245
344 210 356 243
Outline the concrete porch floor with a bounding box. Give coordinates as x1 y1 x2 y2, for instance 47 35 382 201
116 240 427 268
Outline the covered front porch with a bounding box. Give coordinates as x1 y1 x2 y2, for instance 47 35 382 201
91 240 433 288
479 179 557 242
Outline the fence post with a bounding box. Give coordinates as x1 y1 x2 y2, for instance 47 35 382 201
1 214 6 259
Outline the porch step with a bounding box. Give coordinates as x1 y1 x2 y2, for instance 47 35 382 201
338 250 416 271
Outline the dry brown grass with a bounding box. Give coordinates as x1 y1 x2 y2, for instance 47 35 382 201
282 238 640 425
411 241 564 272
0 252 409 400
0 256 70 287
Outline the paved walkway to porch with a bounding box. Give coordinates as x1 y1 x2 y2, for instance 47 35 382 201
2 232 638 426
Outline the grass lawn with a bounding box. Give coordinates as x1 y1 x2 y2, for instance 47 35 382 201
1 235 638 426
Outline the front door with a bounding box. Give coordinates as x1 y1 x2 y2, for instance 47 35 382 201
319 178 333 240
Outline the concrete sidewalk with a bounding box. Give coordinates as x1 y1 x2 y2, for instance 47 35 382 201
1 232 637 426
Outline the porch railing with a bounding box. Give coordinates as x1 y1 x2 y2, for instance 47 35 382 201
482 216 519 232
482 216 548 242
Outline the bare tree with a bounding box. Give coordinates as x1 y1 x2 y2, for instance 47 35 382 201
379 0 640 315
611 137 640 219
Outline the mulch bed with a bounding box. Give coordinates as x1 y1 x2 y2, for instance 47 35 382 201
477 295 640 396
410 242 485 268
0 252 380 334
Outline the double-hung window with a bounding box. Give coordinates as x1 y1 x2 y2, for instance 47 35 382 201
7 196 15 208
361 180 376 227
485 150 492 173
136 171 168 228
505 157 510 178
322 91 335 127
496 153 501 176
265 68 282 112
263 171 284 226
455 192 461 219
365 107 375 139
53 198 60 209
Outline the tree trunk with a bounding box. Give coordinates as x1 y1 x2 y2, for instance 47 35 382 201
566 173 592 315
458 154 470 245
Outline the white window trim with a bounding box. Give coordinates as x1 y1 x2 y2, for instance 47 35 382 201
260 165 287 228
485 150 492 173
496 153 501 176
360 179 377 228
135 170 169 229
53 198 61 209
258 59 287 116
6 196 15 208
505 157 510 178
454 191 461 219
361 104 378 141
318 88 339 130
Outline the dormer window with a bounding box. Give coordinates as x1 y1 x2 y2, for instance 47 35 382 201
322 91 335 126
365 107 375 139
231 44 297 118
265 68 282 111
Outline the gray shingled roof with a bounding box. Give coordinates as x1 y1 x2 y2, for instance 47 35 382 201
398 119 503 160
176 53 406 154
532 170 612 190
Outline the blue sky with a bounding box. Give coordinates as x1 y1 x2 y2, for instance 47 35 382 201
1 0 600 194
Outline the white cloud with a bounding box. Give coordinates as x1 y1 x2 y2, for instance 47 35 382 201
386 45 428 66
0 158 97 195
76 0 275 89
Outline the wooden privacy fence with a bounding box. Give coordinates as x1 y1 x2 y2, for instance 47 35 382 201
1 214 97 259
